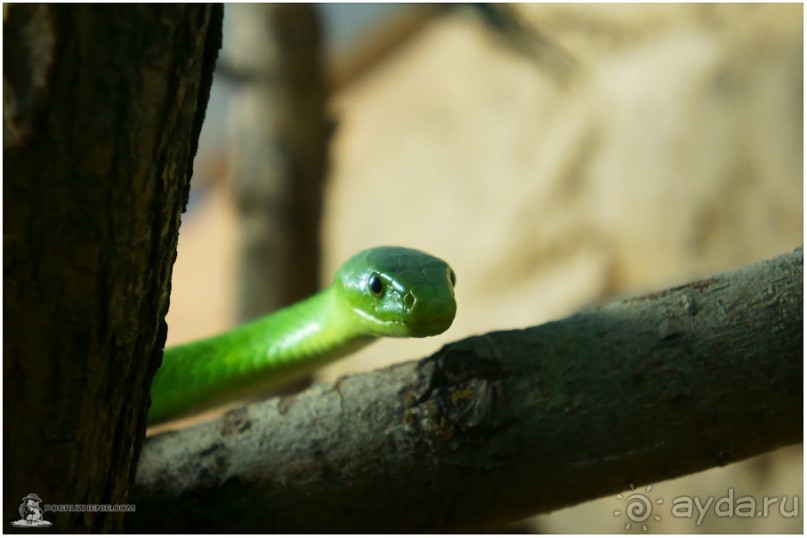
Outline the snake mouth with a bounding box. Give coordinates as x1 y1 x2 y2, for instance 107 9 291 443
406 318 453 337
405 294 456 337
363 312 454 338
404 305 456 337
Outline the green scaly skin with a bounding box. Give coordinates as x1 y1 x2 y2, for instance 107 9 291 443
148 246 457 425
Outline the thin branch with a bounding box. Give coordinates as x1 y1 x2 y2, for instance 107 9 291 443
128 247 802 532
224 4 329 322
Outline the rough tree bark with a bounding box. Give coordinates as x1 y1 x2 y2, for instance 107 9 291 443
128 247 802 532
4 5 221 533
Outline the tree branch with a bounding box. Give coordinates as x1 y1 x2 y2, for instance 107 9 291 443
128 247 802 532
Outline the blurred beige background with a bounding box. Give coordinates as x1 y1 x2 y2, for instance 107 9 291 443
167 4 802 533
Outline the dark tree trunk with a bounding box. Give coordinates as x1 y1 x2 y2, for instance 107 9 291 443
4 5 221 532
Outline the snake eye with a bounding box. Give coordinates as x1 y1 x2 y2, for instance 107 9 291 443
449 269 456 287
368 272 383 296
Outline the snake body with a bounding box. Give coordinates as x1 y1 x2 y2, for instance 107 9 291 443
148 246 457 425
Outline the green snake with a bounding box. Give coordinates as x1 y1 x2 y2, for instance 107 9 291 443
148 246 457 425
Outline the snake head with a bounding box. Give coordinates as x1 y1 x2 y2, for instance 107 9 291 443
334 246 457 338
